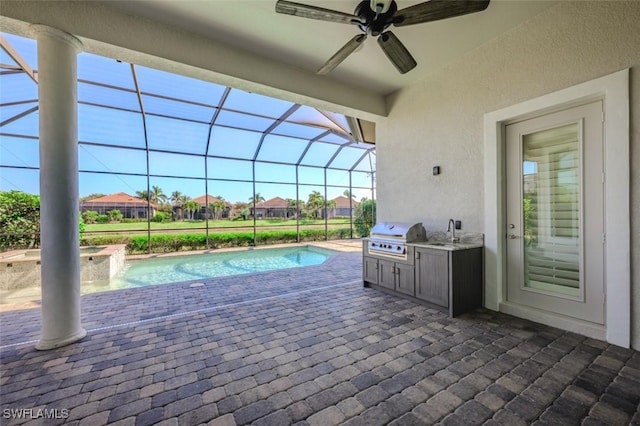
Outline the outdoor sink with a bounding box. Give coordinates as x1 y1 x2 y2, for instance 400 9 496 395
423 242 456 248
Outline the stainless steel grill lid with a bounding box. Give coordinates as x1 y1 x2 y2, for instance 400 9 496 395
367 222 426 259
370 222 425 242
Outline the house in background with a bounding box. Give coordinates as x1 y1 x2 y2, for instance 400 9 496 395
252 197 292 219
172 195 231 220
192 195 231 220
329 195 359 219
80 192 156 219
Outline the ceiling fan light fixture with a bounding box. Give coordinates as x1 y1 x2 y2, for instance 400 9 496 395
370 0 392 14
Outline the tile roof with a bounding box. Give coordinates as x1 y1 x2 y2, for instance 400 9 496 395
256 196 290 208
82 192 150 206
192 195 231 207
332 195 359 208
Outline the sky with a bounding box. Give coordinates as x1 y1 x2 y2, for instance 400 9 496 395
0 32 376 204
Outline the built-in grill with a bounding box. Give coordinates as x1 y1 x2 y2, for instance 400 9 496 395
366 222 426 261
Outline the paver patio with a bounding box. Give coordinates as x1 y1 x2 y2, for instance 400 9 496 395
1 244 639 425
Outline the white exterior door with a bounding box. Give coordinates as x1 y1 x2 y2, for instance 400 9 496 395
505 100 605 325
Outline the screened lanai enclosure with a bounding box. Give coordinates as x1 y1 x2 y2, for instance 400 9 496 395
0 33 376 253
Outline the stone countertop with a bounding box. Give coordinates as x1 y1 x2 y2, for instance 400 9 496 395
409 241 484 251
409 231 484 251
364 231 484 251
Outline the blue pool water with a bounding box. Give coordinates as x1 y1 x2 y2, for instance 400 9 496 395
85 246 334 292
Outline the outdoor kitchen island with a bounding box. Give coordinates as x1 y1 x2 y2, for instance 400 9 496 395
362 222 484 317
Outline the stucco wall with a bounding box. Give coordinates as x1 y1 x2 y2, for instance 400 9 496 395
376 2 640 348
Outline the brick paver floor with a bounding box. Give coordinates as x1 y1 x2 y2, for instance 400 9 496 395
1 246 639 425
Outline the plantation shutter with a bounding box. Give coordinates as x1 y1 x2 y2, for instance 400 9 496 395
522 123 580 290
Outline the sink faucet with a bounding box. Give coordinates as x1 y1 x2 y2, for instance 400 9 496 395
447 219 459 243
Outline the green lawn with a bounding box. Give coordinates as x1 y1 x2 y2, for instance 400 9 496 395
85 218 350 233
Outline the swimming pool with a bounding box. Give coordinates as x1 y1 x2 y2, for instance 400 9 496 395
82 245 334 293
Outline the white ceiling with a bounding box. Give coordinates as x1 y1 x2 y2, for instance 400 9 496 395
102 0 557 96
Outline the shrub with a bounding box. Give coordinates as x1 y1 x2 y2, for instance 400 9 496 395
82 234 132 247
170 233 207 251
0 190 40 250
81 227 354 255
79 215 86 241
108 209 123 222
255 230 298 245
209 232 254 248
327 228 351 239
96 214 110 224
82 210 99 224
354 199 376 237
127 235 148 253
121 218 147 223
126 233 209 254
151 212 168 223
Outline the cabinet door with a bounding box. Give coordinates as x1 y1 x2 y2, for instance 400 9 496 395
378 259 396 290
416 248 449 307
395 262 415 296
363 256 379 284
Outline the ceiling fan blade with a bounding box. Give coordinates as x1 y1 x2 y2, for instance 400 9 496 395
377 31 417 74
318 34 367 75
394 0 490 27
276 0 362 25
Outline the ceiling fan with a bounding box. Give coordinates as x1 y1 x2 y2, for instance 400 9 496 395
275 0 490 75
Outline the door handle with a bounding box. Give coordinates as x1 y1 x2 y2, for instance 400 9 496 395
507 234 519 239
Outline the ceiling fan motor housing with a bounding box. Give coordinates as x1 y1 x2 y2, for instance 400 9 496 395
355 0 397 36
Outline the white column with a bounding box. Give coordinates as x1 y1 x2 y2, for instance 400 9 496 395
32 25 87 350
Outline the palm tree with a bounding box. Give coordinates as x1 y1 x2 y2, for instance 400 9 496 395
169 190 184 220
248 193 265 218
178 195 190 220
286 198 298 219
210 196 227 220
306 191 325 220
210 200 227 220
135 190 150 202
248 193 265 207
343 189 356 199
150 185 167 205
183 200 200 220
326 199 337 219
181 201 191 220
170 190 183 206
